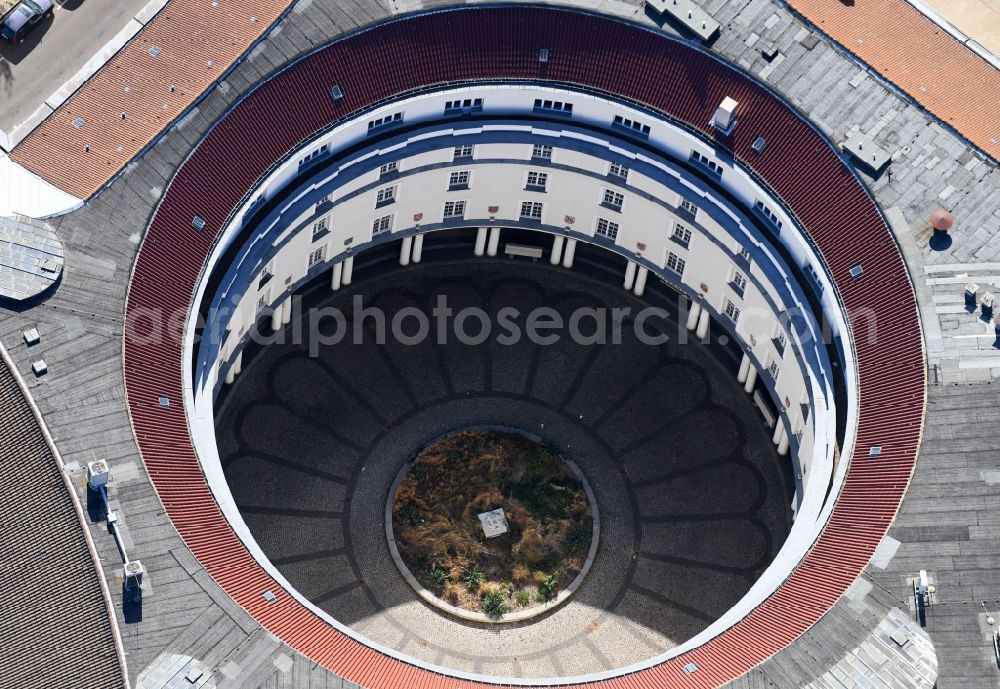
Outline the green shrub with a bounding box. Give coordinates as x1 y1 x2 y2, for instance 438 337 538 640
461 564 486 592
526 448 555 479
398 501 423 527
481 589 510 618
565 522 591 554
422 567 449 591
515 589 531 606
537 572 560 601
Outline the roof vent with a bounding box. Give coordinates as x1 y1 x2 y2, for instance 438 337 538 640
262 590 277 602
330 84 344 101
72 118 85 128
683 662 699 674
192 215 206 231
149 46 161 57
31 360 47 376
869 444 882 458
849 263 864 279
538 48 550 62
124 560 145 586
87 460 110 489
711 96 738 134
159 396 170 408
751 136 767 153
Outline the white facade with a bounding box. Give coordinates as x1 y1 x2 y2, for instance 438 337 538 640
181 83 858 684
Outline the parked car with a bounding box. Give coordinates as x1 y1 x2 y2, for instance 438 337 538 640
1 0 53 45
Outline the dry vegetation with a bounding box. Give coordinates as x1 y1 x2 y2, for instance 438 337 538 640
392 430 593 618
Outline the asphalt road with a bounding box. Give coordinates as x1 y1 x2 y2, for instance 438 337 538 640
0 0 152 133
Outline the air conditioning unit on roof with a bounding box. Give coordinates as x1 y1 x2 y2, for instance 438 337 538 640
87 460 110 490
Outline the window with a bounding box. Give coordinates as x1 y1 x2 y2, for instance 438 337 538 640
533 99 573 115
258 261 274 289
595 218 619 241
372 214 393 234
767 359 780 381
680 198 698 215
754 200 783 231
805 264 824 294
448 171 470 190
601 189 624 212
299 144 329 168
444 98 483 115
317 194 331 205
379 161 398 176
731 270 747 296
774 329 788 355
525 171 548 191
723 298 741 324
443 200 466 219
307 246 326 269
666 251 685 277
609 162 629 180
312 217 329 242
690 150 723 176
738 246 752 265
520 201 543 220
453 144 474 160
367 112 403 132
613 115 651 137
531 144 553 160
375 185 396 207
672 223 692 248
256 290 269 312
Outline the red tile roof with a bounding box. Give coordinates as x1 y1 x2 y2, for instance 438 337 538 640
123 8 926 689
787 0 1000 160
8 0 292 199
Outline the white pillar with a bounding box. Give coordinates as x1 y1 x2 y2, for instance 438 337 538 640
778 429 790 456
342 256 354 286
412 234 424 263
281 297 291 325
685 301 701 330
772 421 785 445
633 266 648 297
331 262 343 290
487 227 501 257
695 309 710 339
550 235 564 265
562 238 577 268
474 227 488 256
744 366 757 393
270 306 282 332
737 353 751 383
233 352 242 375
224 364 235 385
400 236 413 266
623 261 637 291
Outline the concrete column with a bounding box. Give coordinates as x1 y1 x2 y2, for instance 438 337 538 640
400 236 413 266
487 227 501 257
281 297 291 325
623 261 637 291
550 235 564 265
695 309 710 339
342 256 354 286
474 227 488 256
412 234 424 263
233 352 242 375
777 429 790 456
743 366 757 393
270 305 282 332
772 420 785 445
685 301 701 330
633 266 649 297
562 238 577 268
224 364 235 385
331 262 343 290
737 353 751 383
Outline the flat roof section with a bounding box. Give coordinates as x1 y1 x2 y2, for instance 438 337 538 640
920 0 1000 58
786 0 1000 162
8 0 293 199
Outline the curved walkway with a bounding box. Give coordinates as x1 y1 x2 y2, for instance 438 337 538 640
216 258 792 678
123 7 925 689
